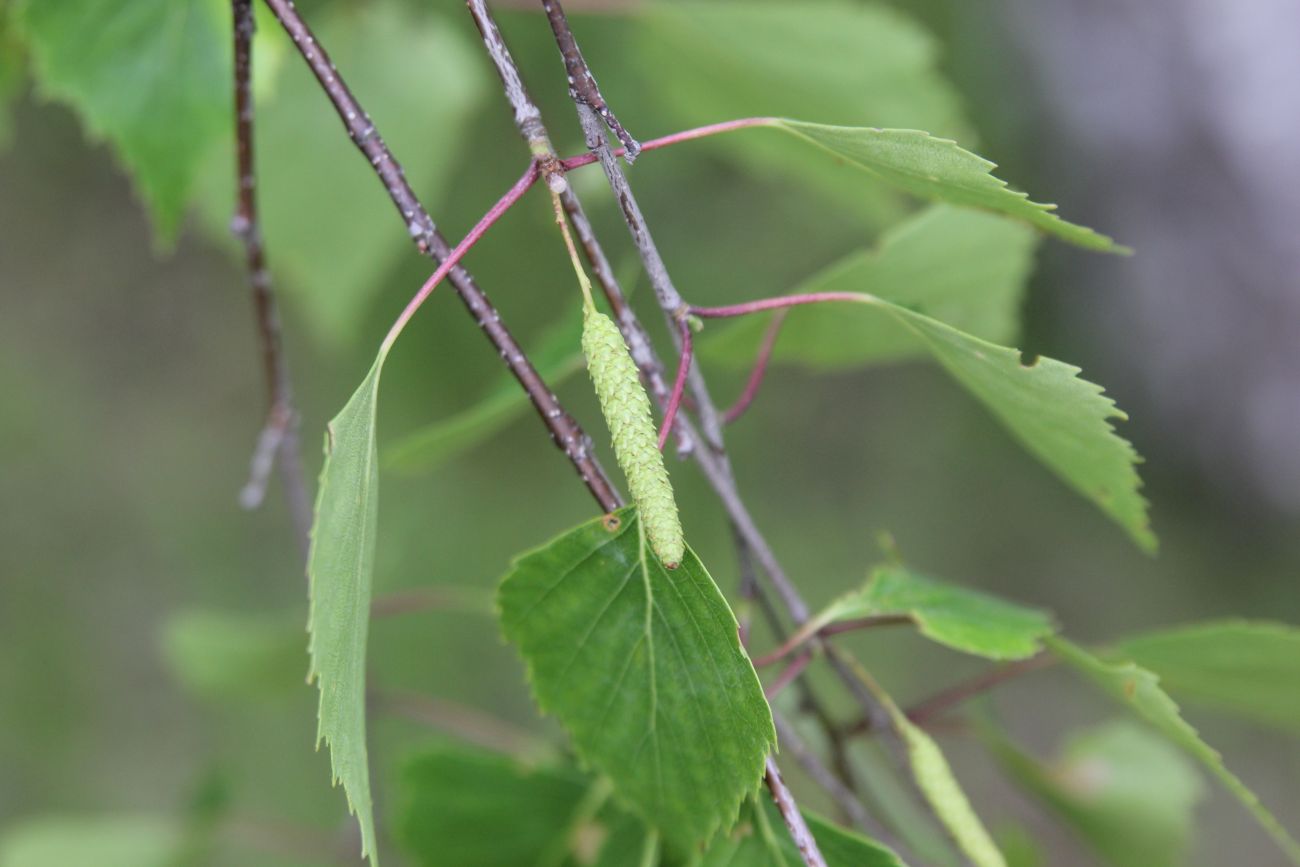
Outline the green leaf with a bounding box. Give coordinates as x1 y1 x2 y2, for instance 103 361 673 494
160 608 306 702
700 799 907 867
1048 636 1300 864
987 720 1205 867
0 816 180 867
14 0 229 242
635 0 969 226
497 507 775 848
896 713 1006 867
396 743 594 867
193 3 486 342
795 565 1054 661
769 120 1126 252
1116 620 1300 734
384 303 584 475
0 8 25 151
307 355 384 865
703 206 1038 370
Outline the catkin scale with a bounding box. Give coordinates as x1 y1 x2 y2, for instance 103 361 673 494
582 308 685 568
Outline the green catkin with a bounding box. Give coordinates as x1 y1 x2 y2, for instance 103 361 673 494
582 307 685 568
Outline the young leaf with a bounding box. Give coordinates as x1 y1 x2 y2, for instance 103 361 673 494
307 356 384 865
634 0 968 226
14 0 229 243
986 720 1205 867
0 815 180 867
793 565 1054 661
769 120 1126 252
497 507 775 848
703 206 1039 370
396 743 593 867
1116 620 1300 734
700 799 908 867
160 608 306 702
1048 637 1300 864
192 3 486 342
384 303 584 475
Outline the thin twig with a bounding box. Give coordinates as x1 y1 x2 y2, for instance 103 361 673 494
753 616 913 669
261 0 621 514
230 0 311 559
539 0 641 161
658 316 692 450
765 651 814 700
373 689 550 757
725 309 788 424
899 653 1055 731
764 757 829 867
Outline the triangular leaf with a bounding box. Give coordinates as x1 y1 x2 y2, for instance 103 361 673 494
1116 620 1300 734
796 565 1054 661
14 0 229 242
497 507 775 848
770 120 1125 252
987 720 1204 867
1048 636 1300 864
307 356 384 865
703 206 1039 370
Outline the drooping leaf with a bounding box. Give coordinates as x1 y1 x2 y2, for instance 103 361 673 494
307 356 384 865
193 3 486 342
794 565 1054 661
384 303 584 475
1048 637 1300 864
497 507 775 848
986 720 1205 867
396 743 594 867
850 740 962 867
14 0 229 242
703 206 1039 370
1116 620 1300 734
634 0 969 226
160 608 306 702
700 799 907 867
0 815 180 867
769 120 1125 252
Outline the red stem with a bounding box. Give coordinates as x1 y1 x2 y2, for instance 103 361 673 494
753 616 912 668
658 316 694 450
558 117 774 172
724 309 788 424
692 292 870 320
382 163 539 352
765 651 814 700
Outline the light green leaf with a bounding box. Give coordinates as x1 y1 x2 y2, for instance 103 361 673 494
850 741 961 867
194 3 486 342
795 565 1054 661
1116 620 1300 734
635 0 968 226
14 0 228 242
497 507 775 848
700 799 907 867
896 712 1006 867
160 608 306 702
1048 636 1300 864
396 743 595 867
0 815 180 867
307 356 384 865
703 206 1038 370
385 303 584 475
987 720 1205 867
769 120 1125 252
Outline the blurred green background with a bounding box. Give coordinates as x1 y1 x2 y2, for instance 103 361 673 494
1 0 1297 865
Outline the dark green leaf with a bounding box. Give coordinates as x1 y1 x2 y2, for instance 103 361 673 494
384 303 584 475
1048 637 1300 864
1116 620 1300 733
193 3 486 342
15 0 229 242
307 356 384 865
770 120 1126 252
497 507 775 848
987 720 1204 867
0 815 180 867
703 206 1038 370
796 565 1054 660
160 608 306 701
